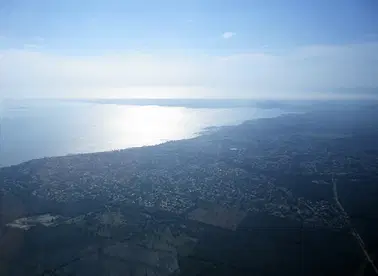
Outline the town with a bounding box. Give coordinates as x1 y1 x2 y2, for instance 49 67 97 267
1 109 378 275
3 111 371 231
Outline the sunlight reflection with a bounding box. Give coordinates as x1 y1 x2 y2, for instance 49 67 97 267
0 101 286 167
99 105 194 149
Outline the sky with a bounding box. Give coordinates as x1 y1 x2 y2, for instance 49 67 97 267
0 0 377 99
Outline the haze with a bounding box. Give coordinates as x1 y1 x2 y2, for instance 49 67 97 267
0 0 377 100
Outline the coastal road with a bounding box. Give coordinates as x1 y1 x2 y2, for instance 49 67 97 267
332 175 378 275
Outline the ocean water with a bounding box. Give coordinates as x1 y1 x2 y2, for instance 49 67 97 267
0 100 285 167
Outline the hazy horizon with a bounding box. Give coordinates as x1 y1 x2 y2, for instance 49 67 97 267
1 0 378 100
3 92 378 101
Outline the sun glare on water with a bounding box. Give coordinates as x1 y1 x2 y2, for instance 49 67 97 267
97 105 194 149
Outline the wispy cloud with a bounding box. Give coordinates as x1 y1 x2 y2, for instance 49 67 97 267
21 37 45 49
23 44 39 49
34 36 45 43
222 32 235 39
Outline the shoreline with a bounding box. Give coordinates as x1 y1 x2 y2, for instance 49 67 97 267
0 110 290 170
1 101 376 170
1 104 378 275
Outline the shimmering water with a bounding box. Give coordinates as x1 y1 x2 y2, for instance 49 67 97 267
0 99 285 167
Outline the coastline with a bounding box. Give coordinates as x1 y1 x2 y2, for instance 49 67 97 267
0 109 289 169
1 106 378 275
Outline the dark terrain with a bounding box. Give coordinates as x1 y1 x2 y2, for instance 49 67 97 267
1 102 378 275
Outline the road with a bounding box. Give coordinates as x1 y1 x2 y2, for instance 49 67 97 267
332 175 378 275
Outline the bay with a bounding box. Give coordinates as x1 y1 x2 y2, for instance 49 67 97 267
0 99 285 167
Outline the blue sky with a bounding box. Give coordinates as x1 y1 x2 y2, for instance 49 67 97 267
0 0 377 99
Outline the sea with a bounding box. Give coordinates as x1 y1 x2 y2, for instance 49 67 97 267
0 99 286 167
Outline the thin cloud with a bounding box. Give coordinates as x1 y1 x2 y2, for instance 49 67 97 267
222 32 235 39
23 44 39 49
34 36 45 43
